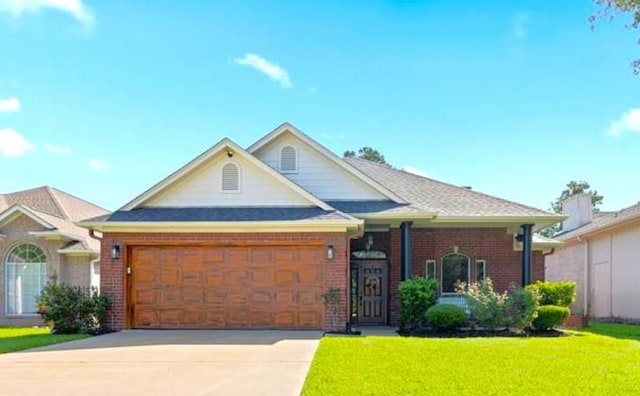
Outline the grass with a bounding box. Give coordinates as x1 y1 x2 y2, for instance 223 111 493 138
581 321 640 341
303 325 640 395
0 327 89 354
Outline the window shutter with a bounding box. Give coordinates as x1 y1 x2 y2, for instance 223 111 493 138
280 146 297 173
222 163 239 191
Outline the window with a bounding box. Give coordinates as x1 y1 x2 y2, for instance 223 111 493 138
5 243 47 315
441 253 470 293
425 259 436 279
221 163 240 192
476 260 486 283
280 145 298 173
351 250 387 260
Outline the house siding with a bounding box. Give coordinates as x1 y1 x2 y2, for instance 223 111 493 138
146 150 314 207
100 232 350 331
253 132 387 200
545 242 586 316
351 227 544 325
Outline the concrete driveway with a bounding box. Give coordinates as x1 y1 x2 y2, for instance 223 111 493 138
0 330 322 396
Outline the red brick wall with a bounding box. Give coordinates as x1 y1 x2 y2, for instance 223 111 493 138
351 227 545 325
100 232 349 331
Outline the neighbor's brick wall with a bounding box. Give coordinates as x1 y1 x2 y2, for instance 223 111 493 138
101 232 349 331
352 227 545 325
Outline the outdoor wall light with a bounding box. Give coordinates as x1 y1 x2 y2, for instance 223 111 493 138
327 245 335 260
365 235 374 250
111 244 121 260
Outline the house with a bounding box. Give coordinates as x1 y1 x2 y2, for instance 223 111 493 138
546 194 640 322
78 123 563 331
0 186 110 326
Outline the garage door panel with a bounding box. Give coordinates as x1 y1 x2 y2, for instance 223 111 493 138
131 245 325 329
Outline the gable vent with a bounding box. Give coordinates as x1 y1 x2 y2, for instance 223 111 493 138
280 145 298 173
221 163 240 192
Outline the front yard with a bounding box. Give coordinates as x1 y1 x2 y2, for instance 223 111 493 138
0 327 88 354
303 324 640 395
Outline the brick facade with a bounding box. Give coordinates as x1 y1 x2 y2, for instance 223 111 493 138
351 227 545 325
101 232 350 331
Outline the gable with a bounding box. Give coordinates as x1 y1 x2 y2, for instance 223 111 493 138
144 146 321 208
252 131 389 201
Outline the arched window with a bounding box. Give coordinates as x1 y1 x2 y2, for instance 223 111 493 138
280 145 298 173
441 253 470 293
5 243 47 315
221 163 240 192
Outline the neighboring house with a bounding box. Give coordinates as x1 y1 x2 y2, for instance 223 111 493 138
0 186 110 326
79 123 563 331
546 194 640 322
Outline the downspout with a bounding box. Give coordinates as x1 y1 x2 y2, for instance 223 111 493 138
88 229 102 241
583 237 589 318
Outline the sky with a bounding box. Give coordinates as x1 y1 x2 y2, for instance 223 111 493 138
0 0 639 213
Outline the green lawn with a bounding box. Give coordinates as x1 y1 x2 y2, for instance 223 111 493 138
0 327 89 354
581 321 640 341
303 326 640 395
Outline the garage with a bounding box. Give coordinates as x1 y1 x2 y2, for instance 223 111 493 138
129 245 325 329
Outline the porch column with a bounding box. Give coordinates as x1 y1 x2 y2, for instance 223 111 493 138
400 221 413 281
521 224 534 286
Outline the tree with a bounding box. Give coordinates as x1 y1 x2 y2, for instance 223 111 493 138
539 181 604 237
591 0 640 74
343 147 388 165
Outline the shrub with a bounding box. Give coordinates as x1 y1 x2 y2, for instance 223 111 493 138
38 284 111 335
526 281 576 307
425 304 468 331
504 285 539 331
460 278 508 330
399 277 438 330
532 305 570 330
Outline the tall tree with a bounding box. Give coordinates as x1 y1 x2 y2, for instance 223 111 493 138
343 147 388 165
591 0 640 74
539 181 604 237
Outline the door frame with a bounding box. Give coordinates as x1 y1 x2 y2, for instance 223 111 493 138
350 259 389 325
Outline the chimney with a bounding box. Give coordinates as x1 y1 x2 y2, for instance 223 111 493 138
561 193 593 232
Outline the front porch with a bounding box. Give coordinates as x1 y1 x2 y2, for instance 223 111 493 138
348 226 543 326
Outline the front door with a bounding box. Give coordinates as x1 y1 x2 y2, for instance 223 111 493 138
351 260 388 325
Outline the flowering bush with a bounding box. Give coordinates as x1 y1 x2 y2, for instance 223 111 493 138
459 278 508 330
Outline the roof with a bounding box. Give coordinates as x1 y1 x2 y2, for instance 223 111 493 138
344 157 559 219
555 202 640 241
0 186 110 251
92 207 355 222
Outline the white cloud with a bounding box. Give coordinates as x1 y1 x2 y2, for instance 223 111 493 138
0 0 95 26
606 108 640 137
0 128 35 156
0 97 20 112
45 143 71 155
88 158 108 170
511 13 529 40
403 166 429 178
234 53 292 89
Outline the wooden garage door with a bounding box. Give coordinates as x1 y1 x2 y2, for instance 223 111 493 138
129 245 324 329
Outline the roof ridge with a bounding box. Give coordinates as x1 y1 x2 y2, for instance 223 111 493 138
348 157 556 216
45 186 70 219
49 187 111 213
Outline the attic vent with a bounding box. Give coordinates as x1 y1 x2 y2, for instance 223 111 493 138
221 163 240 192
280 145 298 173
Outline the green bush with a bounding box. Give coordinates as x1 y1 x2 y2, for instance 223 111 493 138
425 304 468 331
38 284 111 335
504 285 539 331
399 277 438 330
461 278 508 330
532 305 570 330
526 281 576 307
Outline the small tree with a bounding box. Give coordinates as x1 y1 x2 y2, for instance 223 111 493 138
343 147 389 165
539 181 604 237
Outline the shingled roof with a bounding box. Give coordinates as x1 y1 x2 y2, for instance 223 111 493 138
344 157 556 218
0 186 110 252
555 202 640 241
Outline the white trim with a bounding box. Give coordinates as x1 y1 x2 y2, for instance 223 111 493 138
475 259 486 283
351 212 438 220
28 231 82 241
120 138 333 211
57 249 99 257
0 205 55 229
425 259 436 278
220 161 241 193
90 259 100 292
279 145 298 174
440 252 471 294
247 122 407 203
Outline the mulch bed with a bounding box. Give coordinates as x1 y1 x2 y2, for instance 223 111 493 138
398 328 569 338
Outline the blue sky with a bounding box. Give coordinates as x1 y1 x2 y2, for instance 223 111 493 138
0 0 638 212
